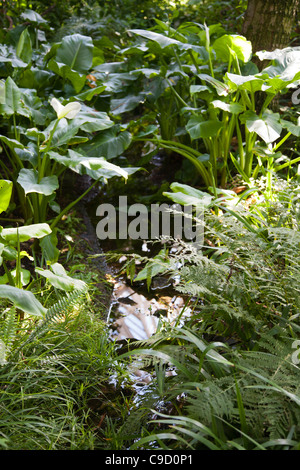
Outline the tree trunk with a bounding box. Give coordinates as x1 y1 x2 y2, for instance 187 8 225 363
242 0 299 111
242 0 299 70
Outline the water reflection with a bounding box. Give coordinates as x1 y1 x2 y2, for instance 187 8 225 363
108 279 191 341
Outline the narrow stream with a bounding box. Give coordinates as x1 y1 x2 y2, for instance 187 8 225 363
76 153 194 389
86 194 192 343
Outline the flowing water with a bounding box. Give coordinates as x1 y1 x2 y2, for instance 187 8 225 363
77 153 194 388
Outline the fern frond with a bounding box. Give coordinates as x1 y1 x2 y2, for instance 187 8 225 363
0 307 18 355
20 290 86 349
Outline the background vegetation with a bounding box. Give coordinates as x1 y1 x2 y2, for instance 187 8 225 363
0 0 300 450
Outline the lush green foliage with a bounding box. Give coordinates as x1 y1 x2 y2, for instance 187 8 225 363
0 0 300 451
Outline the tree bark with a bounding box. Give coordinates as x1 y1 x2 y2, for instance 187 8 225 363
242 0 299 70
242 0 299 112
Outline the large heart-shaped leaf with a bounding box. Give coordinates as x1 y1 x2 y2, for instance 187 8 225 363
44 108 114 147
79 126 132 159
48 149 137 181
110 93 147 115
280 116 300 137
48 60 87 93
21 8 48 25
0 44 27 69
163 182 213 208
0 268 31 286
1 223 52 244
0 135 24 152
0 77 21 116
0 285 47 317
257 47 300 82
239 110 282 143
36 263 87 292
0 78 29 117
129 29 208 60
0 180 13 214
186 116 223 140
211 99 244 114
92 72 138 94
40 231 60 264
17 168 58 196
75 85 106 101
71 105 114 132
0 80 4 104
16 28 32 63
47 34 94 92
55 34 94 73
213 34 252 63
225 73 271 93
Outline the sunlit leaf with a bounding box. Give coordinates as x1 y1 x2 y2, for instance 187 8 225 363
0 285 47 317
1 223 52 244
17 168 59 196
0 180 13 214
36 263 87 292
213 34 252 63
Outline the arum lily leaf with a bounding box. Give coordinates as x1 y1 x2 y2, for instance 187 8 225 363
0 268 31 286
190 84 212 96
18 67 53 91
0 285 47 317
0 135 24 151
44 118 80 148
1 223 52 244
36 263 87 292
239 110 282 143
48 149 136 181
39 231 60 264
47 34 94 92
0 180 13 214
75 85 106 101
16 28 32 64
47 59 87 93
211 99 244 114
198 74 229 96
71 105 114 132
0 45 27 68
55 34 94 73
0 80 4 104
258 47 300 82
280 117 300 137
186 116 223 140
129 29 208 59
79 126 132 159
213 34 252 63
79 157 130 180
0 77 22 116
92 72 138 94
17 168 59 196
110 93 147 115
21 9 48 25
164 182 213 208
225 73 270 93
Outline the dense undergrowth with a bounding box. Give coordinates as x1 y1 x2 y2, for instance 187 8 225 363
0 0 300 450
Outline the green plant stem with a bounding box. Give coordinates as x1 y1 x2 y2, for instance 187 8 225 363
50 177 101 230
273 131 291 151
142 138 212 187
166 79 193 111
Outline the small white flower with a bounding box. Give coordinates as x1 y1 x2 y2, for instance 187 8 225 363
50 98 81 120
